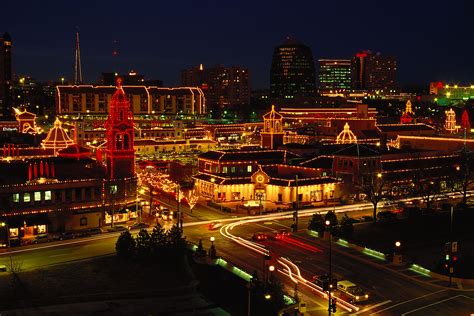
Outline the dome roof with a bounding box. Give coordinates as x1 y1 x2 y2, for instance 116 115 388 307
57 144 91 160
263 105 283 120
42 118 75 154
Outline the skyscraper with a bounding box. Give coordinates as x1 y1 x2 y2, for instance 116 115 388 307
318 59 352 95
270 37 315 100
351 50 397 91
0 32 12 119
181 64 250 110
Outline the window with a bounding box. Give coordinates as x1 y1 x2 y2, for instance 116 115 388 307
13 193 19 203
231 167 236 173
247 165 252 172
322 172 327 177
223 167 228 173
278 193 283 202
110 185 118 194
24 193 31 202
80 217 88 226
34 192 41 201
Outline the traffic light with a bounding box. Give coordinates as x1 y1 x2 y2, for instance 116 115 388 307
322 279 329 292
331 298 337 313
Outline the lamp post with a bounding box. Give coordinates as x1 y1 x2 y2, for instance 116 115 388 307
176 184 182 230
268 265 275 283
393 241 402 265
325 220 332 316
209 236 216 258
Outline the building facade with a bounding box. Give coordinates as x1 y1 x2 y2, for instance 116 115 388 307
0 32 12 119
351 50 397 92
56 85 206 116
181 64 250 110
270 38 316 100
318 59 352 95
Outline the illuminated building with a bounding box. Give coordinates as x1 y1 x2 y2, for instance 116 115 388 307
13 108 38 134
260 105 284 149
351 50 397 92
56 85 205 116
0 32 12 119
445 108 457 133
400 100 414 124
134 138 217 155
336 123 358 144
181 64 250 110
318 59 351 95
41 118 75 154
431 82 474 106
376 124 435 141
0 84 137 246
193 149 339 205
395 135 474 152
270 37 316 100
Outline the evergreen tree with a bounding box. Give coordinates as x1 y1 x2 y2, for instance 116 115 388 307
150 224 167 255
135 229 151 258
167 224 186 248
339 213 354 239
308 213 325 234
115 230 136 259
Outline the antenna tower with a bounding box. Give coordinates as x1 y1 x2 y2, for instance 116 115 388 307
74 30 83 84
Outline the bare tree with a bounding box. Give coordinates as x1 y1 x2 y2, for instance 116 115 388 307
357 172 387 224
411 162 439 210
452 148 474 208
7 256 23 274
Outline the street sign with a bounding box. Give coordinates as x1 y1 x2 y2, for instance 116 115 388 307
449 267 454 274
452 241 458 253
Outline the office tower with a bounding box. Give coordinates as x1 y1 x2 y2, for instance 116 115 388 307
352 50 397 91
0 32 12 119
318 59 352 94
181 64 250 110
270 37 315 99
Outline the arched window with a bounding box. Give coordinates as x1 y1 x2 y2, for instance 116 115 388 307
116 134 123 150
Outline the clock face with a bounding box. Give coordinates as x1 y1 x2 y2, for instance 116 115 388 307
256 175 265 183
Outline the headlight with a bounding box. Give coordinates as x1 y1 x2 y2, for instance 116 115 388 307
356 296 359 300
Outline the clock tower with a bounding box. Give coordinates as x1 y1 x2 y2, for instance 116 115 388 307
105 79 135 179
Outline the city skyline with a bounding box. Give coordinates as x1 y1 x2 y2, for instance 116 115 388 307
1 0 473 88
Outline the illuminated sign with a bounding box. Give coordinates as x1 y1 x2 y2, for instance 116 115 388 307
2 127 18 132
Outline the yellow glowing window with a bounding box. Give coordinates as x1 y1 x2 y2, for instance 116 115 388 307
247 165 252 172
34 192 41 201
13 193 20 203
45 191 52 201
24 193 31 202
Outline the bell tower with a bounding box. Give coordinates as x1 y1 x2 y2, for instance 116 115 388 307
105 78 135 179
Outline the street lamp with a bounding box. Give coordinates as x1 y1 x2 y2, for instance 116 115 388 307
209 236 216 258
393 241 402 265
325 220 333 316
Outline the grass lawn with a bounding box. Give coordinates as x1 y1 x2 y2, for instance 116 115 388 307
0 253 195 310
346 208 474 277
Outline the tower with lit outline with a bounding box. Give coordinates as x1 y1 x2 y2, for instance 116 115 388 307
105 78 135 179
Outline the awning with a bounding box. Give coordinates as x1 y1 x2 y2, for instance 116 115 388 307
5 216 26 228
25 214 50 226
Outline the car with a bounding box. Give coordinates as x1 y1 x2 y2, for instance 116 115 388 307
32 234 50 244
0 264 7 272
337 280 369 303
59 232 76 240
208 222 222 230
252 233 268 241
273 229 291 240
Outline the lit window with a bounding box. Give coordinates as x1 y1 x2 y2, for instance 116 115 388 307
247 165 252 172
223 167 228 173
24 193 31 202
231 167 236 173
110 185 118 194
45 191 52 201
34 192 41 201
13 193 19 203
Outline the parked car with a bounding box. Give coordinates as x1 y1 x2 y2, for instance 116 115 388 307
337 280 369 303
128 223 150 230
59 232 76 240
32 234 50 244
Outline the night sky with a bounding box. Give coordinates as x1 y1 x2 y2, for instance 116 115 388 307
1 0 472 88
